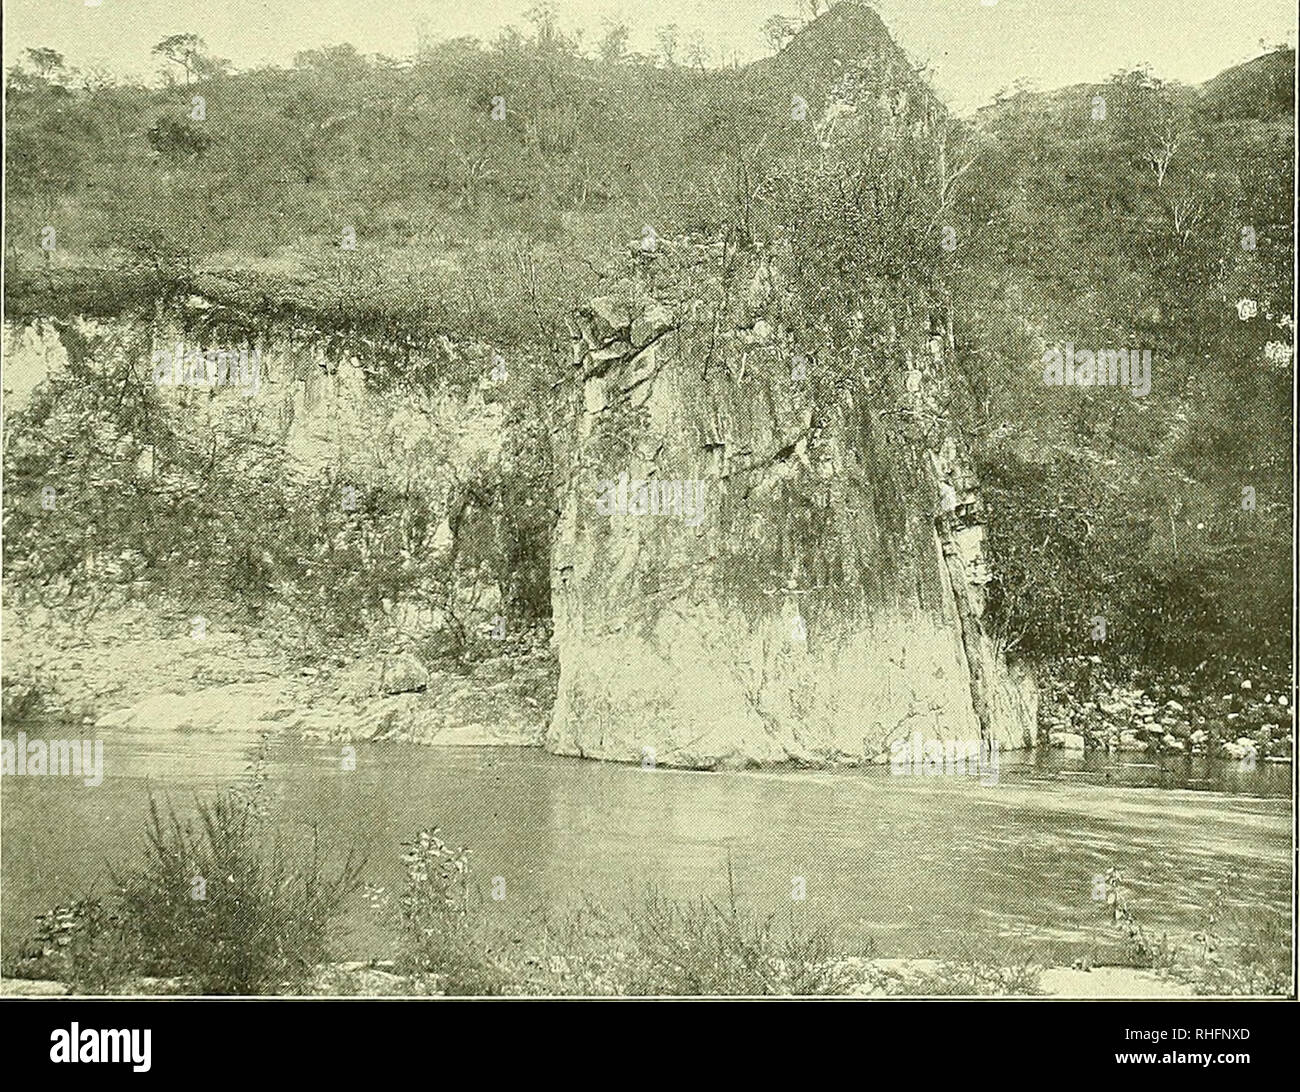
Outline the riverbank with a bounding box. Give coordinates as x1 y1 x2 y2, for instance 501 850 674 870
6 601 1292 770
0 960 1203 999
2 601 555 749
3 599 1293 998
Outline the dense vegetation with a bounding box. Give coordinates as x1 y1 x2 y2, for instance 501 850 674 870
3 2 1293 689
15 776 365 995
950 56 1294 681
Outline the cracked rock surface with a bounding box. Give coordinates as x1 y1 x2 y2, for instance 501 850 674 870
548 235 1036 769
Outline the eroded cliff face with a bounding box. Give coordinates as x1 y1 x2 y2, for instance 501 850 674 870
1 311 524 640
547 235 1036 769
3 311 508 478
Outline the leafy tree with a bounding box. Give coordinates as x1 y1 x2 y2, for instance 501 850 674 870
597 21 630 65
147 115 212 161
656 25 680 67
25 47 66 78
152 34 210 85
761 16 799 55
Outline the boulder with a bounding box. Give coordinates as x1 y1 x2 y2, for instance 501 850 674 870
96 682 299 733
332 652 430 699
380 653 429 695
631 303 676 347
587 295 632 336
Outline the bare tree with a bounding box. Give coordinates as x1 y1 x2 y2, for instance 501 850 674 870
80 64 117 94
1144 112 1182 188
656 25 680 67
524 3 562 51
449 132 491 210
685 35 711 72
1166 186 1204 244
935 120 978 212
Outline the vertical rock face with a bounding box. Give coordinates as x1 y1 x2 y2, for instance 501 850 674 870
2 314 508 482
548 235 1036 769
2 312 530 639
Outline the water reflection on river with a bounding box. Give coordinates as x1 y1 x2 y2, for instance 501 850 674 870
2 723 1291 963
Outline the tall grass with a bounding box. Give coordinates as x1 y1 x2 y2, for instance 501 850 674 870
613 862 855 996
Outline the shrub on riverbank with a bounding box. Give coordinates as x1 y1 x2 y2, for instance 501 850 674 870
13 821 1284 997
356 835 863 995
613 884 855 996
1172 874 1293 996
15 789 365 994
467 896 863 996
379 841 866 995
1089 864 1292 996
386 828 508 995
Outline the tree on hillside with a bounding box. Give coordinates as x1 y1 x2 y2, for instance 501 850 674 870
524 3 564 53
191 51 231 81
147 115 213 161
761 15 800 55
25 48 66 78
685 35 711 71
294 43 371 79
597 21 629 64
153 34 212 85
656 25 681 67
80 64 117 93
1107 69 1192 190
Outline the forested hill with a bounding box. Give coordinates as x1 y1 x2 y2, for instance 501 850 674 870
942 46 1294 676
3 3 1294 688
5 3 930 338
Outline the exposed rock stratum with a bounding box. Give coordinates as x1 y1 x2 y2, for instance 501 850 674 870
547 231 1036 769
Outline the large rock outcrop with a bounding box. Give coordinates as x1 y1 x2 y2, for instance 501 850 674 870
547 232 1036 769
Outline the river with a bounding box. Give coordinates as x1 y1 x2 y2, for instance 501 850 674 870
1 721 1291 965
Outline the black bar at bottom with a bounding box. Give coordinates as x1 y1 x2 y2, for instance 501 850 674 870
0 996 1293 1080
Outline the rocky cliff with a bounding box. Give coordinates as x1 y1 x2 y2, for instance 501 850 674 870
547 230 1036 769
2 307 524 643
